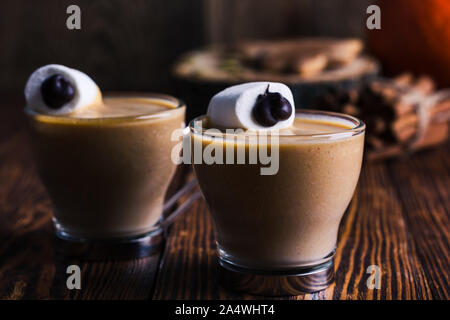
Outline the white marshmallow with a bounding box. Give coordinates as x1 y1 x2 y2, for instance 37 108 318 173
207 82 295 130
24 64 102 115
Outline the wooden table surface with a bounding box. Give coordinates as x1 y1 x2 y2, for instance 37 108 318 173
0 98 449 300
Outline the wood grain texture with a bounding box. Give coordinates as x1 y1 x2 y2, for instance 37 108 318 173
0 97 449 300
387 147 450 299
0 0 204 94
152 149 450 300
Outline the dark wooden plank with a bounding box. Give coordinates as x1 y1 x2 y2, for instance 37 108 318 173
0 110 161 300
327 161 433 300
0 0 204 95
387 144 450 299
3 0 376 97
0 96 25 143
204 0 373 44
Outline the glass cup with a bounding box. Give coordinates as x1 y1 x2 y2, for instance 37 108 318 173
26 93 185 255
190 110 365 295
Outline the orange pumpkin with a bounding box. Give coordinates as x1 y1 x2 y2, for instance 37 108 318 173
368 0 450 87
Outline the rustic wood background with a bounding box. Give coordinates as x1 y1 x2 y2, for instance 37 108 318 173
2 0 448 301
0 0 372 96
0 98 449 299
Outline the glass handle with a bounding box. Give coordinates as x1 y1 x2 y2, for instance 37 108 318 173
160 178 201 228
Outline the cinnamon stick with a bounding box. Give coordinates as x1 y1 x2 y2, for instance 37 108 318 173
313 73 450 161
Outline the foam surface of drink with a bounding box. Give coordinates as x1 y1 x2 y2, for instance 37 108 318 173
65 97 173 118
202 113 355 135
280 116 354 135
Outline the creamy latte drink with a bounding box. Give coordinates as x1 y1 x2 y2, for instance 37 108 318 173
192 112 364 269
25 65 185 241
190 82 365 294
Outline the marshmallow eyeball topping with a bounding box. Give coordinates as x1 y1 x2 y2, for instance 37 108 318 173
207 82 295 130
24 64 102 115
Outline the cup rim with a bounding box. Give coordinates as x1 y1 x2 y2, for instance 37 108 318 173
24 92 186 124
189 109 365 140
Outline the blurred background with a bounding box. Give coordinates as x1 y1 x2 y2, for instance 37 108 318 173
1 1 448 301
0 0 372 94
1 0 449 160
